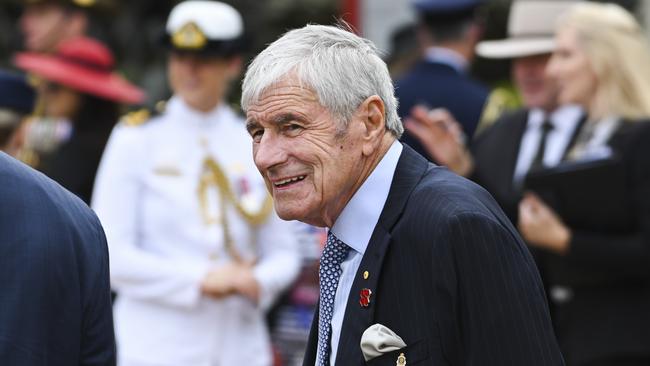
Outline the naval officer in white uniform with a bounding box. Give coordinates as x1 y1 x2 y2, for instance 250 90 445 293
92 2 302 365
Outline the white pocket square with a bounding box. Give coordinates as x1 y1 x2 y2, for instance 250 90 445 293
360 323 407 361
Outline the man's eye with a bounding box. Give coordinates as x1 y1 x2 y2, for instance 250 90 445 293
251 129 264 142
283 124 303 134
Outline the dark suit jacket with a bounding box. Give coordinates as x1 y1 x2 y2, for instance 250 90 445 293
539 121 650 366
302 145 563 365
396 60 488 162
0 152 116 365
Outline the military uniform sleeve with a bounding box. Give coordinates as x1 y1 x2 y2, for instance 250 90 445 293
92 124 211 308
252 212 302 311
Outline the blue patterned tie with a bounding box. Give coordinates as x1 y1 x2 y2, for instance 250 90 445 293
316 231 351 366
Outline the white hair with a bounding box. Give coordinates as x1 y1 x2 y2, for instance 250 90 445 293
241 24 403 137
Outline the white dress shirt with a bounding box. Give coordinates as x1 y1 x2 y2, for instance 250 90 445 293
92 97 301 366
512 105 583 185
321 141 403 365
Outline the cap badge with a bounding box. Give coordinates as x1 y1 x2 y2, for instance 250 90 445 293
172 22 208 50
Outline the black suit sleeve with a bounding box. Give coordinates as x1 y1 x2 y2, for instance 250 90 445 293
80 218 117 366
436 212 562 366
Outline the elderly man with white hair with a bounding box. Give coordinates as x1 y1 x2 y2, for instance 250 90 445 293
242 24 564 365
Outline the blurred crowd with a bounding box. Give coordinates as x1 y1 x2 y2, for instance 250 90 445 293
0 0 649 365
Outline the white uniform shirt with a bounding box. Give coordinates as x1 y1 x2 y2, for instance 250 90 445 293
92 97 301 366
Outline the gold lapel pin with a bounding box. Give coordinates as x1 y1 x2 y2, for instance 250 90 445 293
396 352 406 365
363 270 369 280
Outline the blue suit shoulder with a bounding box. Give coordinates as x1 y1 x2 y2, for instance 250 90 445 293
409 165 507 224
395 61 488 152
0 152 103 239
395 62 488 115
398 164 529 261
0 152 115 365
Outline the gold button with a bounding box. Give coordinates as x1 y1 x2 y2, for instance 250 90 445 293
363 271 369 280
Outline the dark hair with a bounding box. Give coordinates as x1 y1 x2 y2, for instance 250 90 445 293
419 7 482 43
72 93 120 139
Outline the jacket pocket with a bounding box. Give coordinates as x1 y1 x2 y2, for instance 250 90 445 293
365 338 429 365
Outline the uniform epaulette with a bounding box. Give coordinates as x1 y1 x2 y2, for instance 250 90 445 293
155 100 167 114
120 108 151 127
119 99 168 127
475 84 522 136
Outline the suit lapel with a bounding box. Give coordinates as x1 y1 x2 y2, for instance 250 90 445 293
333 144 429 364
504 110 529 187
562 112 588 159
302 302 320 366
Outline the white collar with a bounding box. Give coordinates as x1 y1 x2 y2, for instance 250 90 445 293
330 141 403 255
527 105 583 132
424 46 468 73
166 96 235 129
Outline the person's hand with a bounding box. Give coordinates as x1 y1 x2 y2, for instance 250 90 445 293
403 106 474 176
230 260 260 303
201 261 260 303
518 192 571 255
201 263 238 298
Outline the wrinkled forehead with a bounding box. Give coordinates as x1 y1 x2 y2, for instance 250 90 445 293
246 75 319 114
245 70 309 103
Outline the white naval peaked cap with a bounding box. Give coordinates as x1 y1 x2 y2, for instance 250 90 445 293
166 1 243 41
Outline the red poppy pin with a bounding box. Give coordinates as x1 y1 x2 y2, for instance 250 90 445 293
359 288 372 308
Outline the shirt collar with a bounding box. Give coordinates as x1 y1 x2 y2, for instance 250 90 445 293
330 140 403 256
528 105 583 132
424 46 468 73
167 96 233 128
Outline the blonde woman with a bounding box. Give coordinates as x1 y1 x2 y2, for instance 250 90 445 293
518 3 650 365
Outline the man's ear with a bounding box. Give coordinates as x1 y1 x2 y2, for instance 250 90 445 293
358 95 386 156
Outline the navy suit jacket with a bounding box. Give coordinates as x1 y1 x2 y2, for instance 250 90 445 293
396 60 488 162
0 152 116 365
302 145 563 365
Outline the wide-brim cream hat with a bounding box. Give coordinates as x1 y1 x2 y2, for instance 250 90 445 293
477 0 580 59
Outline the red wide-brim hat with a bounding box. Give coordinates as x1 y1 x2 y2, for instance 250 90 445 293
14 36 145 105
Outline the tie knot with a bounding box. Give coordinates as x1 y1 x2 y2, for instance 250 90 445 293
541 119 554 132
322 232 351 265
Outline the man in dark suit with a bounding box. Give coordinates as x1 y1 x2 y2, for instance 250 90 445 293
404 0 584 223
396 0 488 160
241 24 563 365
0 152 116 365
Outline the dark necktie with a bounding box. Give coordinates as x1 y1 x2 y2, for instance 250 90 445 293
530 119 554 172
316 232 351 366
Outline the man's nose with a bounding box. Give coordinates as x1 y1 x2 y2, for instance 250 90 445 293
253 132 287 171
